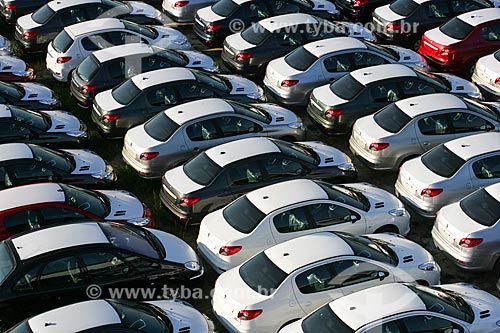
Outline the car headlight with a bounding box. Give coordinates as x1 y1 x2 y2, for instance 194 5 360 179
126 217 151 226
184 261 201 271
388 208 406 217
337 163 356 171
173 38 188 45
39 99 57 105
66 130 88 138
13 71 33 77
0 41 12 55
203 65 219 73
418 261 439 271
91 168 115 181
287 122 304 129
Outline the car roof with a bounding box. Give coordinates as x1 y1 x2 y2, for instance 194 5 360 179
0 143 33 161
65 18 124 38
11 222 110 261
48 0 101 11
246 179 327 215
444 132 500 160
166 98 234 125
329 283 425 330
92 43 154 63
396 93 467 118
28 300 120 332
485 182 500 201
351 64 416 86
459 8 500 26
205 137 280 167
264 232 353 274
131 67 196 90
259 13 318 32
0 104 12 118
303 37 367 57
0 183 65 211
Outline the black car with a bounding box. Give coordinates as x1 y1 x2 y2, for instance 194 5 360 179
335 0 391 21
0 221 203 327
160 137 357 223
372 0 492 51
70 44 218 108
193 0 339 46
91 67 265 138
0 0 47 24
0 81 61 110
15 0 165 52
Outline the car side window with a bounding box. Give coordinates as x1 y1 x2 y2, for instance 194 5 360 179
308 203 356 227
323 54 352 73
142 56 170 72
263 157 303 179
228 161 263 185
370 83 401 103
81 35 103 51
277 30 303 46
402 315 463 333
146 86 178 106
295 263 335 294
39 207 86 223
449 111 491 133
85 4 107 17
352 52 388 67
247 2 271 18
472 155 500 179
105 31 142 45
451 0 483 13
176 83 215 100
330 260 388 287
185 119 221 141
0 166 9 189
38 256 85 289
424 1 451 18
270 0 299 14
402 80 437 97
60 7 87 26
10 163 54 181
481 23 500 41
418 114 451 135
12 265 41 293
364 321 402 333
273 207 311 233
107 59 126 80
216 116 261 137
3 210 40 234
0 122 31 138
80 251 132 284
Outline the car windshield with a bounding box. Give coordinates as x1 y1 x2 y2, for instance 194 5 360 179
389 0 419 16
112 79 141 105
460 188 500 227
293 0 313 7
408 284 475 323
329 74 364 100
318 182 370 211
29 144 74 172
60 183 110 217
0 81 23 99
495 50 500 62
31 4 55 24
284 46 318 71
192 70 230 93
463 98 500 121
144 112 179 142
52 30 73 53
9 106 50 130
0 242 15 286
5 321 31 333
153 48 188 66
211 0 239 17
230 101 271 124
373 103 412 133
336 232 398 265
76 55 100 82
365 41 398 60
183 152 222 185
100 223 162 259
421 144 465 178
439 17 474 40
107 299 173 333
273 140 319 165
415 69 449 90
123 21 158 40
239 252 287 296
223 195 266 233
241 23 270 45
302 304 354 333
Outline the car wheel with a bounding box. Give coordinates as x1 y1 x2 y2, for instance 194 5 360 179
374 225 399 234
466 61 476 79
411 36 422 52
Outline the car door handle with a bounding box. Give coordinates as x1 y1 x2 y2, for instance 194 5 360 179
422 141 429 146
193 147 200 152
304 301 312 306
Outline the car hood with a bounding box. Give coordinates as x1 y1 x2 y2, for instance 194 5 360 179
95 89 125 112
341 22 376 41
267 57 303 79
17 13 42 30
225 33 255 51
100 190 144 220
222 74 259 95
148 228 200 264
127 1 159 18
125 124 163 152
145 300 211 333
0 35 12 55
435 73 481 96
435 202 487 242
254 103 300 125
310 0 338 13
180 50 218 70
312 84 348 107
63 149 107 175
44 110 82 133
150 26 190 49
296 141 350 167
399 157 446 191
374 4 406 21
389 46 428 68
343 182 404 212
424 28 461 47
0 55 27 73
18 82 54 101
197 6 225 22
164 166 205 195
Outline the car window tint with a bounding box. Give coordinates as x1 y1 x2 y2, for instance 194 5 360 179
144 112 179 142
39 256 84 289
273 207 312 233
107 59 126 80
60 7 88 26
421 144 465 177
329 74 364 100
146 86 178 106
76 55 100 82
247 2 270 18
418 114 451 135
389 0 419 16
53 30 73 53
223 195 266 233
425 1 451 18
81 36 102 51
3 210 39 234
402 79 437 97
370 83 401 103
336 232 397 265
296 263 335 293
450 111 490 133
472 155 500 179
31 4 55 24
277 30 303 46
324 54 352 73
301 305 354 333
241 23 270 45
39 207 85 223
284 46 318 71
185 119 220 141
228 161 263 185
308 203 355 227
451 0 485 12
352 52 388 67
12 265 40 293
177 83 215 100
81 252 131 284
183 152 222 185
373 103 412 133
216 116 259 137
263 157 303 179
402 315 460 333
231 101 271 124
480 23 500 41
439 17 474 40
239 252 287 295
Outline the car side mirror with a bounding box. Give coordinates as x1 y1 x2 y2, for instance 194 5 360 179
350 215 358 223
378 271 388 281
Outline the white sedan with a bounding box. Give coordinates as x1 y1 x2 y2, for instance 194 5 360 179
472 49 500 100
197 179 410 273
212 231 440 333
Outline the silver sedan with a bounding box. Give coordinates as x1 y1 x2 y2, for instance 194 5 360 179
162 0 216 22
472 49 500 101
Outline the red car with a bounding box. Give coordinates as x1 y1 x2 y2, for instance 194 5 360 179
0 55 35 81
419 8 500 77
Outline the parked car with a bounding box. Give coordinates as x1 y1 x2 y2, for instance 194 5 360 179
212 232 440 333
432 182 500 273
163 0 216 22
123 98 307 178
0 221 203 326
350 93 500 171
0 143 116 189
472 49 500 100
395 132 500 217
0 104 89 148
264 37 428 106
197 179 410 273
419 7 500 76
6 299 217 333
0 182 154 240
0 80 60 110
280 283 500 333
0 35 12 55
221 13 375 75
160 137 357 223
46 18 191 82
193 0 338 45
0 0 48 24
92 67 265 138
336 0 392 21
15 0 164 53
0 56 35 81
70 43 218 108
372 0 493 51
307 64 482 135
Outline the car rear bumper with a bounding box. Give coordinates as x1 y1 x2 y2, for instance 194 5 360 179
159 185 192 220
349 135 398 171
471 74 500 101
263 84 308 106
394 180 437 218
122 147 163 179
196 241 229 274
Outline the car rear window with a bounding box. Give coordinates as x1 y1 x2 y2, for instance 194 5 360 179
421 144 465 178
32 4 55 24
111 79 141 105
144 112 179 142
329 74 364 101
0 242 15 285
52 30 73 53
183 152 222 185
239 252 287 296
374 103 412 133
389 0 419 16
495 50 500 62
76 55 100 82
241 23 270 45
212 0 239 17
223 195 266 233
302 305 354 333
284 46 318 71
460 188 500 226
439 17 474 40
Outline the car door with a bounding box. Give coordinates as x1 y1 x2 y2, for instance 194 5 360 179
321 53 353 83
276 27 304 54
226 158 267 200
215 115 263 142
470 153 500 189
145 85 179 119
246 0 271 19
183 118 225 155
38 207 86 226
423 0 452 24
0 209 42 239
367 81 403 111
415 112 457 151
448 110 495 139
478 22 500 55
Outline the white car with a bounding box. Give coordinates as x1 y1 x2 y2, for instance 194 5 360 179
0 35 12 55
280 283 500 333
197 179 410 273
212 231 440 333
46 18 191 81
472 49 500 100
395 132 500 218
162 0 216 22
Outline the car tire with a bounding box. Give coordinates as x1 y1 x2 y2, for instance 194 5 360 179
493 258 500 277
411 35 422 52
374 225 399 234
466 61 476 79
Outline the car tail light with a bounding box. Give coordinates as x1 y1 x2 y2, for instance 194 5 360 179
386 23 401 33
179 197 200 206
174 0 189 7
439 48 449 56
22 31 37 40
139 152 159 160
420 188 443 198
219 246 242 256
5 3 17 10
353 0 368 6
237 309 263 321
495 77 500 84
56 56 72 64
281 80 299 88
325 109 344 118
82 84 97 94
102 113 120 123
459 238 483 248
236 52 252 61
143 204 153 218
369 143 390 151
206 23 222 33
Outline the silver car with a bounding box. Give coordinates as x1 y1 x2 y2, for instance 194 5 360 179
264 37 428 106
432 182 500 273
350 93 500 171
472 49 500 101
162 0 216 22
122 98 307 178
395 132 500 218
